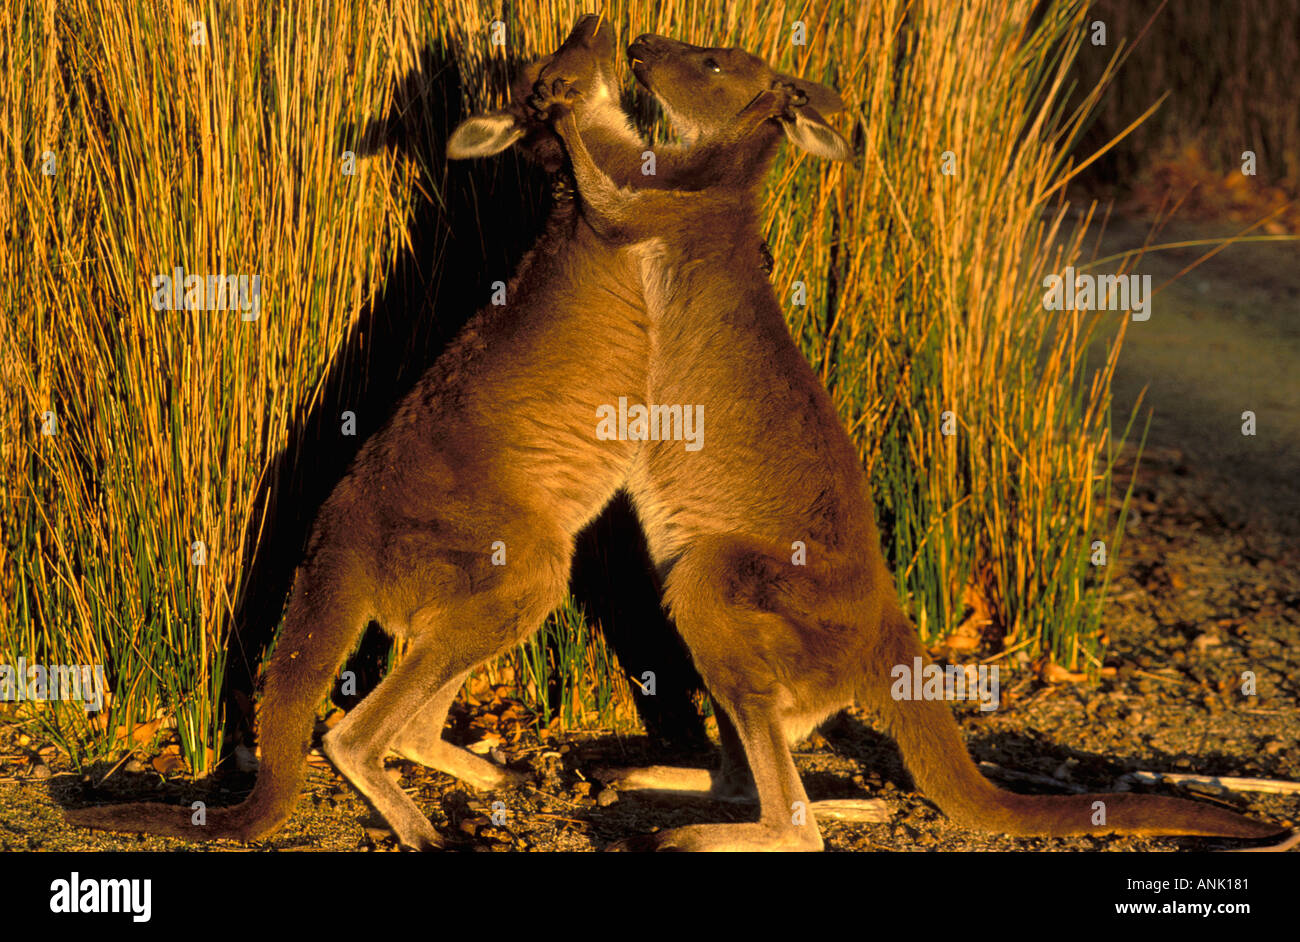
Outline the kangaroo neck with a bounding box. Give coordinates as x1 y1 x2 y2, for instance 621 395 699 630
685 122 784 192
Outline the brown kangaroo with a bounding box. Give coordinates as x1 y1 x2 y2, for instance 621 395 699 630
62 16 741 850
535 34 1293 851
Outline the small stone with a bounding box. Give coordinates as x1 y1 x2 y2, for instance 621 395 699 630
596 788 619 807
30 762 51 780
124 758 145 774
234 744 259 772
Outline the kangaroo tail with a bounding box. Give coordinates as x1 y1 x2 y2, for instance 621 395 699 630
857 605 1288 842
65 553 371 842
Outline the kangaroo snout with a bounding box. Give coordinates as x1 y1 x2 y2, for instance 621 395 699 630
628 33 683 67
629 34 679 55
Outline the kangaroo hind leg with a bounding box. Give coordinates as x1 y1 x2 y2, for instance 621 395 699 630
607 539 826 851
324 535 569 850
389 669 526 790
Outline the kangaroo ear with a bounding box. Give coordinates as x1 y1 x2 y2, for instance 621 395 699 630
447 111 526 159
781 104 852 161
774 73 845 115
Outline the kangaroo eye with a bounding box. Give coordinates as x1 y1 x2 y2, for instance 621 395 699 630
703 57 721 73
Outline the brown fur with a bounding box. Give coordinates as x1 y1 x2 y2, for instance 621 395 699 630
540 33 1291 851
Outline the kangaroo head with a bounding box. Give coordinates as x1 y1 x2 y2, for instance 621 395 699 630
628 33 850 161
448 14 629 171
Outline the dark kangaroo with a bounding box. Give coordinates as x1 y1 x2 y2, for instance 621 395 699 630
63 16 761 850
536 33 1293 851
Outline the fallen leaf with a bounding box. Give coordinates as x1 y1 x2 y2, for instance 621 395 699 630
151 745 186 774
101 716 166 745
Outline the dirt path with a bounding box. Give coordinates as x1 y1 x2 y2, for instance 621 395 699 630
1096 217 1300 537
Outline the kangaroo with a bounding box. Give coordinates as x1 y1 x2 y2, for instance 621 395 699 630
534 34 1294 851
62 16 758 850
63 16 655 849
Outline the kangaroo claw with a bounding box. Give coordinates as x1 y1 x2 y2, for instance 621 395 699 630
529 76 583 119
769 79 808 117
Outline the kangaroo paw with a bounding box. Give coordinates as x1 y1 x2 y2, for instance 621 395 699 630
391 739 526 791
593 765 755 802
807 798 890 823
528 76 583 120
770 79 809 115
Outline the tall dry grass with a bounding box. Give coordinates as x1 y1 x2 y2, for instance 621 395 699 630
3 0 1136 770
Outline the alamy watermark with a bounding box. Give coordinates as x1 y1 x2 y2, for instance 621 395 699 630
1042 266 1150 321
596 396 704 451
151 267 261 319
890 657 999 712
50 872 151 922
0 658 106 712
